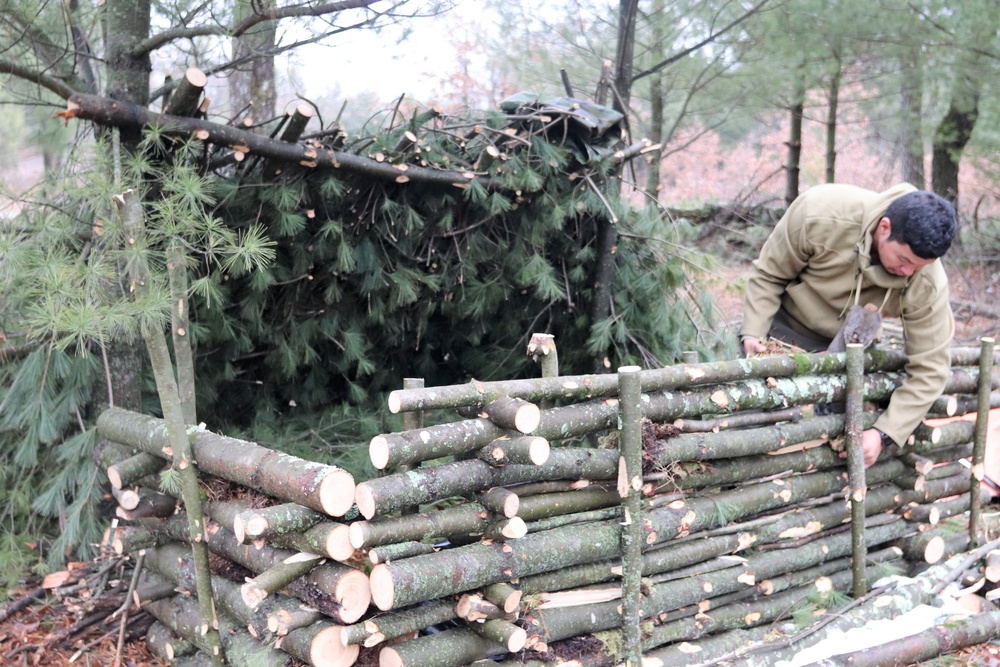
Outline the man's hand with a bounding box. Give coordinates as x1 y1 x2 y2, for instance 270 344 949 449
742 336 767 357
861 428 883 467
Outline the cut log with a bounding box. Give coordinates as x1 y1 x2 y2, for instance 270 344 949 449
145 595 292 665
241 552 324 609
479 487 519 518
134 570 180 607
985 549 1000 582
673 406 803 433
379 627 506 667
267 606 324 637
164 67 208 117
154 510 370 623
807 610 1000 667
455 593 507 621
147 619 196 660
107 451 166 489
281 622 359 667
97 408 356 516
476 436 550 466
369 541 438 565
469 619 526 652
482 582 522 614
236 502 326 541
350 503 493 548
341 599 456 647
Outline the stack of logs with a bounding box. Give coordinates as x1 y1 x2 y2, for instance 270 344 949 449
96 340 1000 667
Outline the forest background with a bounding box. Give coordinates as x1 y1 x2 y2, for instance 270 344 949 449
1 0 999 583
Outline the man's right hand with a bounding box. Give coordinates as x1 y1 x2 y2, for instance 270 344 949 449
742 336 767 357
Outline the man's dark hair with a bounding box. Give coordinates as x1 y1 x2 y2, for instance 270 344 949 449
885 191 957 259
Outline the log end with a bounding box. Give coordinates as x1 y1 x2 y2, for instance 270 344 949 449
502 517 527 539
370 436 391 470
320 469 357 517
514 403 541 434
380 645 404 667
328 524 356 561
355 484 377 521
107 465 124 490
507 627 527 652
924 535 946 564
184 67 208 88
349 521 369 549
311 625 360 667
387 392 403 414
244 514 270 538
528 437 550 465
369 564 395 611
336 569 372 624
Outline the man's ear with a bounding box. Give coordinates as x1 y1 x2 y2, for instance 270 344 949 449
877 216 892 238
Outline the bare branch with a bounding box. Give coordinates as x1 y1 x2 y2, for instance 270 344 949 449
0 56 76 99
631 0 772 83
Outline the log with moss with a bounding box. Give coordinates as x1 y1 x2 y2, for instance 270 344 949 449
97 407 356 516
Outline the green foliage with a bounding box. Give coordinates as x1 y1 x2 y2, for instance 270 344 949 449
1 98 726 565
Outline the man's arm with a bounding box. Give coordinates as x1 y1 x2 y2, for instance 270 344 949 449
872 268 954 446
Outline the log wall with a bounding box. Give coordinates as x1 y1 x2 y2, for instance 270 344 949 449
97 342 1000 667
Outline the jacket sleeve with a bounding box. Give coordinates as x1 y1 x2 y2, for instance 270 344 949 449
741 195 812 339
872 270 954 446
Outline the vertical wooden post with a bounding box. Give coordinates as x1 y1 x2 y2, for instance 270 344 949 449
845 342 867 597
970 337 996 548
681 351 699 364
397 378 424 515
401 378 425 433
617 365 643 667
527 333 558 410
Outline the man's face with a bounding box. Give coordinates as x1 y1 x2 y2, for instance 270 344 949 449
873 217 935 277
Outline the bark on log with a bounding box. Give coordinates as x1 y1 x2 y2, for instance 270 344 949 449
350 503 494 549
147 619 196 660
475 436 550 467
369 541 438 564
970 337 995 547
163 67 208 117
341 599 457 648
134 571 180 607
673 406 803 432
479 487 519 518
107 451 167 489
267 606 325 637
520 522 908 652
235 502 326 542
799 610 1000 667
379 627 507 667
145 596 292 666
241 552 324 609
385 349 919 413
483 583 522 614
98 407 355 516
116 487 177 520
144 542 304 639
469 619 526 652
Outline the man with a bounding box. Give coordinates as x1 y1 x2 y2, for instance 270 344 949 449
741 183 957 468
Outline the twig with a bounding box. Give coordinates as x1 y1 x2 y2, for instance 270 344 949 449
0 585 46 624
113 552 145 667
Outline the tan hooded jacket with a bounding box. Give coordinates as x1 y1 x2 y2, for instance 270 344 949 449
741 183 954 446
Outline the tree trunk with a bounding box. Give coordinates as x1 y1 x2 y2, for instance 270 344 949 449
785 65 806 206
931 74 979 210
825 51 842 184
228 0 277 121
898 47 925 187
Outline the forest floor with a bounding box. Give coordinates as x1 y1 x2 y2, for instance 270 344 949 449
1 242 998 667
